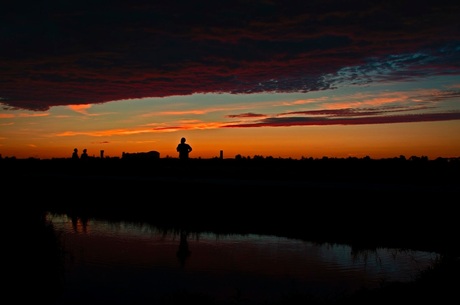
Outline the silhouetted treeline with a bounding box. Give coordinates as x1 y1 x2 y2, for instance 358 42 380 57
2 154 460 185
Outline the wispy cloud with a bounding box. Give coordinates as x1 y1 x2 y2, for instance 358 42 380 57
0 112 49 119
226 113 267 119
223 112 460 128
68 104 94 115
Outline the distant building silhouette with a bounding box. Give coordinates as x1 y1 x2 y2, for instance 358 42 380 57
122 150 160 160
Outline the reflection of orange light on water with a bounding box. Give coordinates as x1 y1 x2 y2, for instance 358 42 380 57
45 213 440 305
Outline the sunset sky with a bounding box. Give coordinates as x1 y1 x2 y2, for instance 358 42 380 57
1 0 460 160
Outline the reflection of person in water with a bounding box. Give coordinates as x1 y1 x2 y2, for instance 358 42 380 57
71 214 89 233
176 137 192 160
176 230 191 268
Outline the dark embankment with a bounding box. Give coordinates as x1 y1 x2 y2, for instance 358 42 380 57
4 156 460 255
4 157 460 304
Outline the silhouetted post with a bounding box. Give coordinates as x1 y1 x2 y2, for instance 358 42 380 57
220 150 223 159
100 150 104 159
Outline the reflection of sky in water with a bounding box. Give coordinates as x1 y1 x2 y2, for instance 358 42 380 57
46 213 439 303
319 244 435 282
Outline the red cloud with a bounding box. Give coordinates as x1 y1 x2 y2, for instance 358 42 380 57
223 112 460 128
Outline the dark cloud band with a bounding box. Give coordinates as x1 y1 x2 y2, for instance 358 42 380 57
1 1 460 111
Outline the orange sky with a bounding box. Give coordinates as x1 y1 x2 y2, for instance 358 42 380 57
1 2 460 160
2 86 460 160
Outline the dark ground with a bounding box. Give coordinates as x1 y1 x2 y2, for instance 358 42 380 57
4 157 460 304
4 156 460 254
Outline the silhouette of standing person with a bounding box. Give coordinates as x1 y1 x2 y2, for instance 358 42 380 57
72 148 79 160
81 148 89 160
176 137 192 160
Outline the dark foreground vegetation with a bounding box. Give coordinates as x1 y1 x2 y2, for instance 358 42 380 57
4 156 460 304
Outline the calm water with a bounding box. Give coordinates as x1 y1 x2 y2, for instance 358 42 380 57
47 213 438 305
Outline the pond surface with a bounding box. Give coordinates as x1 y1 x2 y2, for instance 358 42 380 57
47 213 438 305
